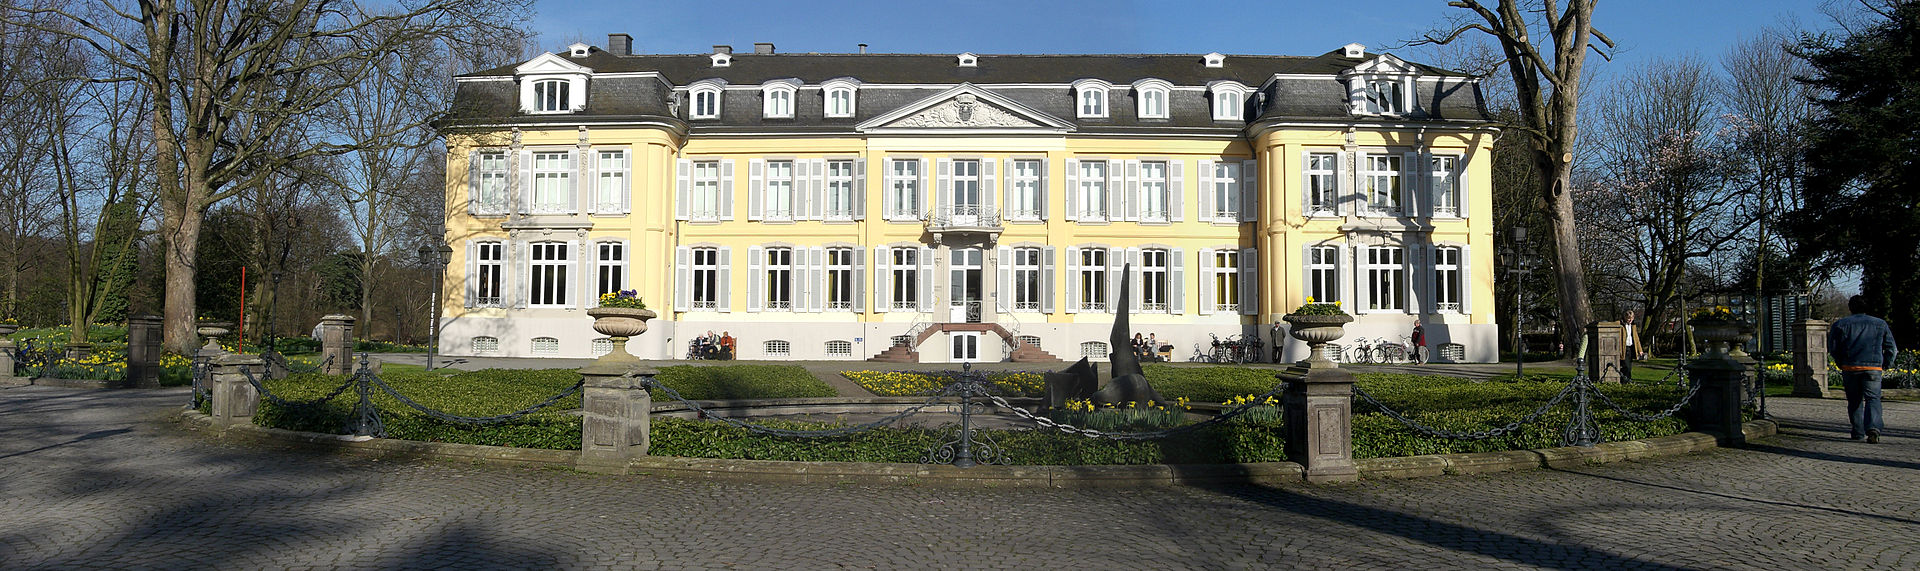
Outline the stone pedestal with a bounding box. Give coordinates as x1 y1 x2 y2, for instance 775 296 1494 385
209 353 265 429
577 362 654 474
1685 354 1749 447
1586 321 1624 383
1792 320 1831 398
319 315 355 376
1281 363 1358 483
127 315 162 388
0 323 21 387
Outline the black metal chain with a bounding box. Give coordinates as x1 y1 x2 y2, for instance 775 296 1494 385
365 371 582 425
984 381 1290 440
1589 377 1700 423
242 365 357 410
1352 377 1580 441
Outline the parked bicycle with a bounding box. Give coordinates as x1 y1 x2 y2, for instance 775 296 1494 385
1207 333 1261 364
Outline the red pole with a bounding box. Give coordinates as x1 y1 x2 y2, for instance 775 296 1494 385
237 266 247 351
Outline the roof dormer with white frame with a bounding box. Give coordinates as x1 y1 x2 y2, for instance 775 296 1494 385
1342 52 1422 117
515 52 592 114
761 78 801 119
821 77 861 118
1071 79 1112 119
1132 78 1172 120
1207 80 1249 122
687 79 726 120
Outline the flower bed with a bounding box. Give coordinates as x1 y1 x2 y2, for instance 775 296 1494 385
843 370 1045 397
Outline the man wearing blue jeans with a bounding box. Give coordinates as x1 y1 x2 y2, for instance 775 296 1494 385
1828 296 1897 443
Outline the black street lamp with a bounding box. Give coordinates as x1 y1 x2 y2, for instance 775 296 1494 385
418 242 454 370
1503 227 1532 379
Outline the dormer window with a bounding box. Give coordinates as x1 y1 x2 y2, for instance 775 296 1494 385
1343 53 1419 116
689 81 724 119
710 53 732 67
1209 81 1248 121
568 42 591 58
1364 78 1407 114
762 81 798 119
532 79 571 113
1072 79 1110 119
957 52 977 67
1133 79 1171 119
1343 43 1367 59
1203 52 1225 68
822 79 859 118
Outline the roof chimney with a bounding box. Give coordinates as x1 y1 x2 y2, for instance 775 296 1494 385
754 42 775 55
712 45 732 55
858 43 868 54
607 34 632 56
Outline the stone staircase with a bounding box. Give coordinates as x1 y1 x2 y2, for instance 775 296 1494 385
865 322 1063 363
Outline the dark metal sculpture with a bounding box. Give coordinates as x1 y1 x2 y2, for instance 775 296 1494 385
1044 263 1168 408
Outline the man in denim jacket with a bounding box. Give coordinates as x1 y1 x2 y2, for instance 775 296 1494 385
1828 296 1897 443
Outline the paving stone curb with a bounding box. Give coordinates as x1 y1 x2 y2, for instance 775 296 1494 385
176 407 1776 487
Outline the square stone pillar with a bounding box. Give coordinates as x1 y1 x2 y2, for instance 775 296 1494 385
1281 364 1358 483
577 361 655 474
127 315 163 388
209 353 265 429
1685 354 1748 446
1586 321 1624 383
1793 319 1831 398
0 326 21 387
319 315 355 376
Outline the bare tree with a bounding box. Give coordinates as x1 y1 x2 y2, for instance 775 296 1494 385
1420 0 1615 352
1721 28 1818 302
0 2 65 323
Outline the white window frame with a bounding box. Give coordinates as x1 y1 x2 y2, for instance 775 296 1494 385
890 247 920 310
531 79 571 113
1077 248 1109 312
825 160 856 220
529 151 574 214
1305 153 1339 217
1366 78 1407 115
1431 154 1462 217
690 160 722 221
1362 153 1404 217
764 340 792 357
1307 245 1340 306
690 83 723 119
1011 247 1043 312
470 151 509 215
1077 160 1108 221
1434 246 1463 313
826 247 855 310
1209 82 1248 121
1140 248 1170 312
1138 161 1170 222
886 159 922 220
763 247 795 311
1209 249 1240 314
595 149 629 214
763 160 796 221
531 337 560 355
1007 159 1044 221
1363 245 1407 313
1133 79 1171 119
1212 161 1241 220
825 340 853 357
527 241 572 308
472 336 499 354
762 82 796 119
691 247 722 310
594 241 628 301
473 241 505 307
1073 79 1110 119
823 80 859 118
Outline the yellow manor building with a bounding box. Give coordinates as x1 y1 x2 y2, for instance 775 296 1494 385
436 37 1499 363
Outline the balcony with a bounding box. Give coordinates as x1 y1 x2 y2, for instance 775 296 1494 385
924 205 1003 237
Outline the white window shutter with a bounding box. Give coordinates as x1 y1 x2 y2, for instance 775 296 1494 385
1300 151 1314 217
1106 159 1123 222
1064 159 1079 222
917 158 929 219
1037 158 1050 221
1402 152 1420 218
1335 151 1349 216
747 245 764 312
717 247 732 312
566 152 580 214
719 160 736 221
1197 160 1215 223
809 246 825 312
1240 247 1258 315
467 154 481 216
917 247 934 313
996 246 1012 312
1198 249 1215 315
1064 247 1079 314
881 159 898 221
873 247 890 313
1456 157 1470 219
748 159 765 221
853 248 867 313
674 159 691 220
1041 246 1056 313
1169 248 1185 314
853 158 867 221
566 239 582 308
618 152 631 214
463 241 477 308
983 159 997 219
809 159 825 220
1124 160 1141 222
583 151 597 216
516 150 532 215
1239 160 1258 223
1169 160 1184 222
936 158 952 215
619 240 631 297
513 240 529 308
673 246 690 311
1107 247 1123 312
1126 247 1142 312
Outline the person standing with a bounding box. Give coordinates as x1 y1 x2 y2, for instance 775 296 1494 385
1410 322 1426 364
1621 310 1645 379
1829 295 1896 443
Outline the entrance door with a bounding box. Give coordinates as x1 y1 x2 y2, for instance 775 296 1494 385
949 248 983 323
951 332 980 362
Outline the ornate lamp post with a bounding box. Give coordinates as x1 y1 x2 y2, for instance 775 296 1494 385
418 242 454 371
1502 227 1533 379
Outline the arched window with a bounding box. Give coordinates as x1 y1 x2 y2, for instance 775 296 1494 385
1210 82 1248 121
591 338 613 357
472 336 499 354
764 339 792 357
1072 80 1111 119
1133 79 1171 119
763 82 796 118
825 86 856 118
1017 335 1042 349
531 337 560 355
690 84 722 119
825 340 853 357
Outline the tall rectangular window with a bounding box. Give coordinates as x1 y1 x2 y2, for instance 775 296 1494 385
1306 153 1338 215
1363 154 1402 216
471 152 508 215
1211 250 1240 313
1139 161 1169 222
692 89 719 118
1078 161 1107 221
596 150 628 213
1212 161 1241 220
474 242 503 306
1434 246 1462 312
887 159 920 219
1078 248 1108 311
1365 246 1406 311
764 247 793 310
691 247 720 309
1432 155 1461 216
596 242 625 298
765 160 794 220
764 88 793 118
533 79 569 112
1009 159 1042 220
951 159 980 214
825 160 855 220
1307 246 1339 305
890 248 919 310
1141 249 1169 311
691 161 720 220
1012 247 1042 311
826 88 854 117
826 248 854 310
530 151 573 214
528 242 570 307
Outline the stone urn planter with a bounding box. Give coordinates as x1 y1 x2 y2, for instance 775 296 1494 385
196 321 233 355
587 307 655 361
1688 317 1742 359
0 323 18 337
1283 313 1354 367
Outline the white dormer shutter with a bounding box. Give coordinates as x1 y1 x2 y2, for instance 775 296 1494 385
1169 160 1184 222
1106 159 1123 222
673 246 690 312
1197 160 1215 223
1064 159 1079 222
748 159 765 221
917 246 934 312
1064 247 1079 314
1169 247 1185 314
719 160 735 221
1240 247 1258 315
1124 160 1141 222
675 159 691 220
1239 160 1258 223
747 245 763 312
1198 248 1214 315
1041 246 1056 313
873 247 890 314
853 158 867 221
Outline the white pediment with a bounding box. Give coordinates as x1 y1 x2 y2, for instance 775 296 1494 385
1345 54 1419 77
858 84 1074 133
516 52 593 76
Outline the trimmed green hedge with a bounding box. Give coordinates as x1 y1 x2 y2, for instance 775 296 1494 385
648 417 1286 465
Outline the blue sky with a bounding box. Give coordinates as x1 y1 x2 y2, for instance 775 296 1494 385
532 0 1831 73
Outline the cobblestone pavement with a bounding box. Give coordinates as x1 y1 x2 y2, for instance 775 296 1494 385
2 386 1915 569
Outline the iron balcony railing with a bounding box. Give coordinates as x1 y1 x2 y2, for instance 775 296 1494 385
925 205 1003 232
